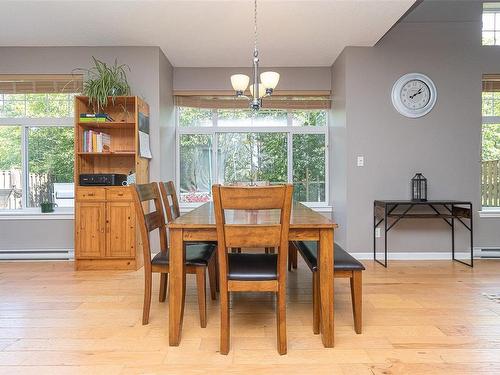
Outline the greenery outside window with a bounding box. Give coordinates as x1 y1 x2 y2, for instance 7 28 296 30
481 85 500 209
177 106 328 205
0 92 75 211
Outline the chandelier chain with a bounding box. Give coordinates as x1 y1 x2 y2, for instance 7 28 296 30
253 0 258 57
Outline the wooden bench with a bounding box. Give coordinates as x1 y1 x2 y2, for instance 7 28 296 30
289 241 364 334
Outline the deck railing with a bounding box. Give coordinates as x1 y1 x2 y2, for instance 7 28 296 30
482 159 500 207
0 169 53 209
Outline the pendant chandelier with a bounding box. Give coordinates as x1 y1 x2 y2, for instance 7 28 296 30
230 0 280 110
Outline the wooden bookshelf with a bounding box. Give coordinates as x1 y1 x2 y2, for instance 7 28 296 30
74 96 150 271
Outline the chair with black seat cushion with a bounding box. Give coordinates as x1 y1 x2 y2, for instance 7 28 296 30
290 241 365 334
132 182 217 327
159 180 218 296
212 184 293 355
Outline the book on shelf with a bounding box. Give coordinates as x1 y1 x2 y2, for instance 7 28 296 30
82 130 112 153
80 113 114 122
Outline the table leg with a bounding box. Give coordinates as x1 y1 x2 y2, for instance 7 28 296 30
384 208 388 267
373 202 376 261
470 203 474 267
169 227 186 346
319 228 334 347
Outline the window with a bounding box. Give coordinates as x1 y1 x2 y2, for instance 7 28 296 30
481 77 500 208
483 4 500 45
177 106 328 205
0 91 76 211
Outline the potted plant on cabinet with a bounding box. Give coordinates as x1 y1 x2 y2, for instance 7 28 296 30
75 56 131 113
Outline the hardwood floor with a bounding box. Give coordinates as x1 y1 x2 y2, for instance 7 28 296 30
0 259 500 374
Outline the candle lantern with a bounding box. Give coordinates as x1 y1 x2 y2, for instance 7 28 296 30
411 173 427 201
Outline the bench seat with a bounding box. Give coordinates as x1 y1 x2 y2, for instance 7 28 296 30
292 241 365 272
289 241 364 334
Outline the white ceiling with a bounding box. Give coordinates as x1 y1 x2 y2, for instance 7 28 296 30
0 0 416 67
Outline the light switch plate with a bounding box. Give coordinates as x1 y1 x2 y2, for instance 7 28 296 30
357 155 364 167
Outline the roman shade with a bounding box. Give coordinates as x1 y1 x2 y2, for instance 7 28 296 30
175 91 331 110
0 74 83 94
482 74 500 92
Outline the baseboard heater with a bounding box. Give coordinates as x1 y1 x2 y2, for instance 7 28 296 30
477 247 500 259
0 249 74 261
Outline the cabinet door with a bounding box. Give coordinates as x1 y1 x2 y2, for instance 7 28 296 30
106 201 135 258
76 202 106 258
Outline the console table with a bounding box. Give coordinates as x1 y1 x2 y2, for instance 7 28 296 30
373 200 473 268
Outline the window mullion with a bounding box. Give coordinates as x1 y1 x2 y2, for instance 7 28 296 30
287 132 293 185
212 109 218 185
175 106 181 194
213 131 219 185
21 126 29 209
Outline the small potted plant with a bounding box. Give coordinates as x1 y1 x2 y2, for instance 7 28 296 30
75 56 131 113
39 186 57 213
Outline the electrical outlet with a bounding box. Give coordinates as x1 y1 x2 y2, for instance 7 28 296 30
357 155 364 167
375 228 381 238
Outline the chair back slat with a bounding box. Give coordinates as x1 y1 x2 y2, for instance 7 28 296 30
219 186 287 210
132 183 168 269
159 181 181 223
144 211 163 232
224 225 282 248
135 183 157 201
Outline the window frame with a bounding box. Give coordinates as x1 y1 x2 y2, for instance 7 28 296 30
0 96 74 214
481 90 500 211
482 5 500 46
175 107 329 209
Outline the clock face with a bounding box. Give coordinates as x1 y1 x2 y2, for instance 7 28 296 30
391 73 437 118
400 80 430 110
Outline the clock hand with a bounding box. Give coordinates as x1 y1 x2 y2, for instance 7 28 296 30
410 88 423 99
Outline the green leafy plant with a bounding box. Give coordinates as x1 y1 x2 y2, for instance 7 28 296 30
76 57 131 112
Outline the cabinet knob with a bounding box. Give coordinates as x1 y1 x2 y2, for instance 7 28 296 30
88 193 95 197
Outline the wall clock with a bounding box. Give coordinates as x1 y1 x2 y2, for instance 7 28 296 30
391 73 437 118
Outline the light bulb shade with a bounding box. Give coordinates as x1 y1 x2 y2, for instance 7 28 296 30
249 83 266 98
230 74 250 92
260 71 280 90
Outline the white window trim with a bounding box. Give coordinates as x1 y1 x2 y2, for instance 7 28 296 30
0 208 74 220
175 107 329 209
0 117 74 216
479 207 500 218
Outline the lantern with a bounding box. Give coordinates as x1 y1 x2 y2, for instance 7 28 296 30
411 173 427 201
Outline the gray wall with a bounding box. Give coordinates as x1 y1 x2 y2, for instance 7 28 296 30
331 0 500 253
330 51 348 247
173 67 331 92
0 46 174 251
159 50 176 182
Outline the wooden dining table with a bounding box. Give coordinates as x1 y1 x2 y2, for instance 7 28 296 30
167 201 338 347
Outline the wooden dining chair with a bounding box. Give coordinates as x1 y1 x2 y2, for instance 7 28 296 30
159 180 218 296
132 182 217 327
212 184 293 355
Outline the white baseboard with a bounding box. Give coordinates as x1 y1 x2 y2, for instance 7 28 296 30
0 248 74 260
353 252 474 260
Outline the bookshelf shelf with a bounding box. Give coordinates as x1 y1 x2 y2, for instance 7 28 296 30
77 152 135 156
78 122 135 129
